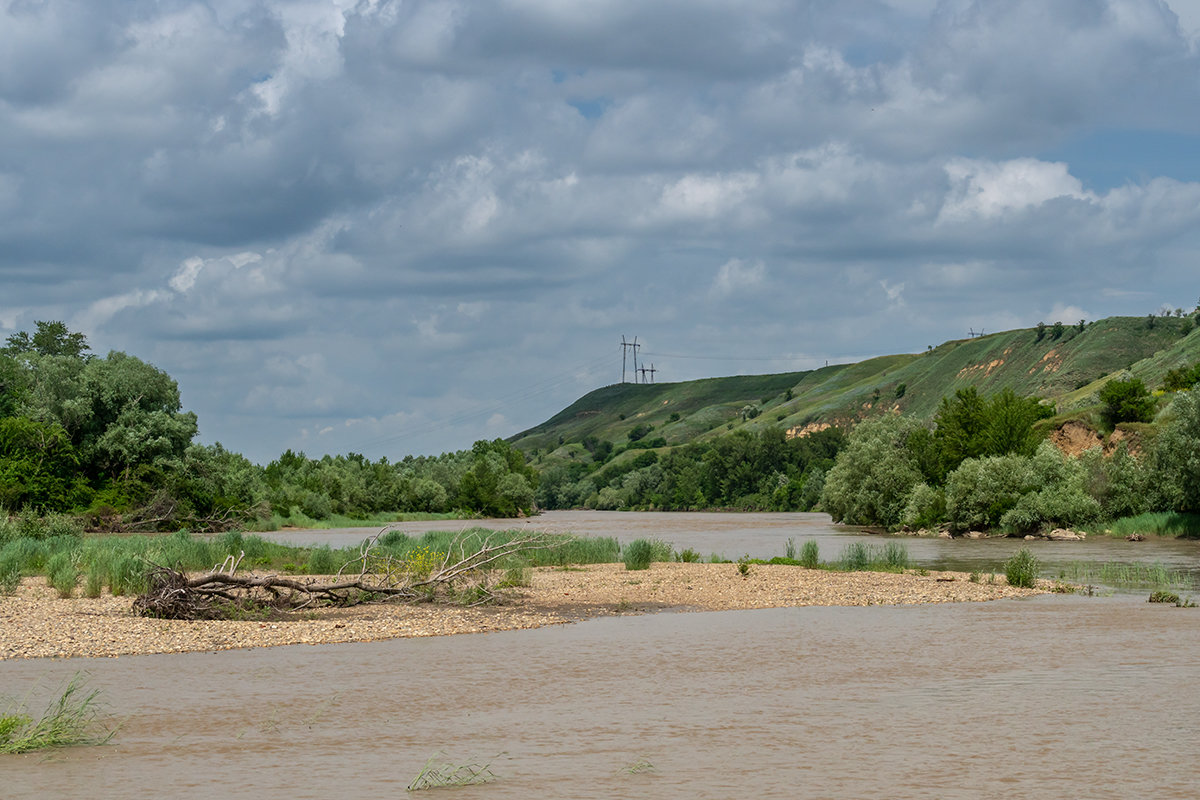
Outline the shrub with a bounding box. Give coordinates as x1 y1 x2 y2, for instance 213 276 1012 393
1004 547 1041 588
675 547 700 563
0 557 19 594
623 539 654 570
1098 377 1155 427
901 483 946 529
945 455 1033 531
1149 590 1180 604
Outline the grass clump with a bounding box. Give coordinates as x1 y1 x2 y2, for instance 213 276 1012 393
45 551 80 598
1004 547 1041 588
837 541 910 572
1102 512 1200 539
799 539 820 569
305 545 336 574
1148 590 1180 604
407 752 497 791
623 539 654 571
1056 561 1193 592
0 675 116 754
675 547 700 563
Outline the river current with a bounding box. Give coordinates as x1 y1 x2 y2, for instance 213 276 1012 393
2 511 1197 799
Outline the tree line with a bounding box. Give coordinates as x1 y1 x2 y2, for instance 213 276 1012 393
0 322 537 528
535 425 845 511
820 378 1200 532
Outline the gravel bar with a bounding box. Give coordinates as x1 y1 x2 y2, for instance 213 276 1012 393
0 563 1047 660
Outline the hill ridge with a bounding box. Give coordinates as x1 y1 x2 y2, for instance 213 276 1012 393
512 315 1200 457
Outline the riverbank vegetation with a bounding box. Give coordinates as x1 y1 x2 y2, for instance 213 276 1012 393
0 322 538 531
0 674 115 754
535 425 844 512
819 380 1200 538
7 314 1200 539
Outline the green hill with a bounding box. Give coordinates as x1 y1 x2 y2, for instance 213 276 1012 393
512 315 1200 459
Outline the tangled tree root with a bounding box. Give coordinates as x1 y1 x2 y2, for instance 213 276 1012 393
133 530 559 621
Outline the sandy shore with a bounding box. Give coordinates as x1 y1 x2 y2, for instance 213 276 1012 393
0 563 1047 660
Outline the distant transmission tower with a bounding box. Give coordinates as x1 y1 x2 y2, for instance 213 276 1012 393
968 327 985 339
620 336 641 383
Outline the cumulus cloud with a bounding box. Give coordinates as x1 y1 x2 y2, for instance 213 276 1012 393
711 258 767 297
4 0 1200 462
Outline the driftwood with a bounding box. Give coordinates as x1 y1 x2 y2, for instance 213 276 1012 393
133 528 559 620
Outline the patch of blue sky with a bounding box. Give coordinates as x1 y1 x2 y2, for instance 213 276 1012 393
1041 128 1200 191
568 97 611 120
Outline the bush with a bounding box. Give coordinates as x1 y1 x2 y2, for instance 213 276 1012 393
623 539 654 570
945 455 1033 531
1150 391 1200 512
881 540 909 570
675 547 700 563
1099 377 1155 428
901 483 946 529
1004 547 1041 588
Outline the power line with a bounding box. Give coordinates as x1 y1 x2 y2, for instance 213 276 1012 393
640 350 808 363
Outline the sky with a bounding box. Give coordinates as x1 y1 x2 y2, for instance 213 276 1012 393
3 0 1200 465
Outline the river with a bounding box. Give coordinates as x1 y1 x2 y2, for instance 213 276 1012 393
2 511 1198 798
268 510 1200 591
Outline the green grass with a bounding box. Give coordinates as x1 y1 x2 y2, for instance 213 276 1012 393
1094 512 1200 539
1004 547 1041 588
837 541 910 572
799 539 820 569
0 675 116 754
1057 560 1195 591
622 539 654 571
513 315 1196 465
0 526 629 597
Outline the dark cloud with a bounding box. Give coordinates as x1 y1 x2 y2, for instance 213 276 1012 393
3 0 1200 463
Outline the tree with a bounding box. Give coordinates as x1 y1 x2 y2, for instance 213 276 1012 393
2 321 90 359
1150 391 1200 512
0 416 83 510
0 355 24 418
820 415 923 528
1098 377 1155 428
931 387 988 480
982 389 1051 458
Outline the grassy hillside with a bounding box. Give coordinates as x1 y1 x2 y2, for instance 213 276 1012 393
511 315 1199 459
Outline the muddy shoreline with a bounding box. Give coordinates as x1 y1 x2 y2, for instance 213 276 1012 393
0 563 1047 660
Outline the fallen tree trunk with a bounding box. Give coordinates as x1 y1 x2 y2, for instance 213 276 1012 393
133 528 560 620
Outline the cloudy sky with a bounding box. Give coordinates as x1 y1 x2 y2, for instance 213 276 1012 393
4 0 1200 464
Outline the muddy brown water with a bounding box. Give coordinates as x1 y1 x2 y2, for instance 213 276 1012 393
270 510 1200 591
2 595 1198 799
